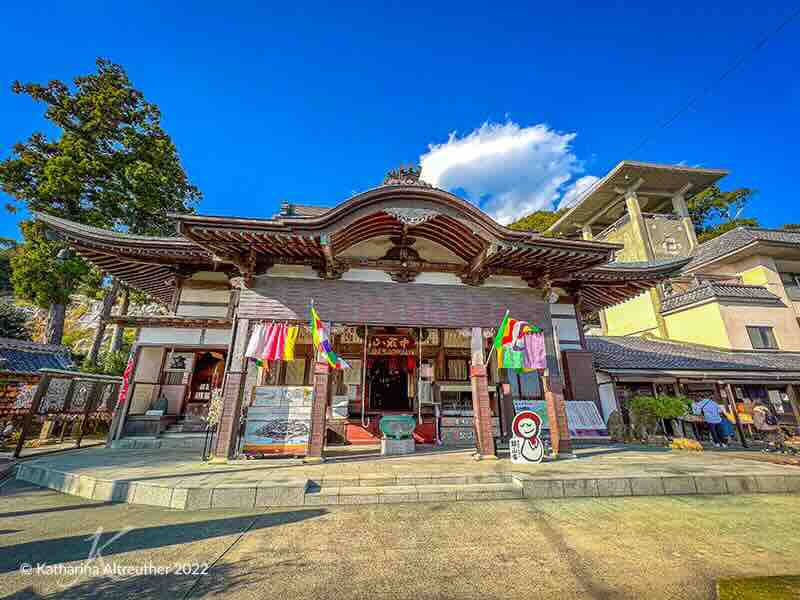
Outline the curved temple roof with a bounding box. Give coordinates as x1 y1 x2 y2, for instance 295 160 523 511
34 177 687 313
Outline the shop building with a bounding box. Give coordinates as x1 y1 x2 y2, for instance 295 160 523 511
35 167 686 460
589 335 800 439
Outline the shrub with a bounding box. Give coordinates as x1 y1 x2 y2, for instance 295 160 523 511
628 394 690 440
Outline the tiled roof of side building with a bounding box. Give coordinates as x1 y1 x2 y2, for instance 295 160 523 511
684 227 800 272
661 282 784 313
0 337 74 375
587 335 800 373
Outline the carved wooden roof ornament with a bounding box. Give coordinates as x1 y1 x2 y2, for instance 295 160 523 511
383 207 439 225
382 165 433 188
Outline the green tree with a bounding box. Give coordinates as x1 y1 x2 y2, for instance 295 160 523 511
687 185 758 242
697 218 760 244
782 224 800 231
0 237 16 296
0 301 30 340
0 58 200 347
10 222 91 344
509 209 565 233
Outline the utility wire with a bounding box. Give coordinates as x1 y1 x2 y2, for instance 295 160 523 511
627 6 800 157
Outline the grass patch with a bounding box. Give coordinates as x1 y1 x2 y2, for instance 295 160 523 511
717 576 800 600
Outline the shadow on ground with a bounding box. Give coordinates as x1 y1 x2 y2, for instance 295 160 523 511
4 558 261 599
0 510 327 575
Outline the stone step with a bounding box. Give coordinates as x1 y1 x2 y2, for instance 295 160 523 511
315 472 514 488
305 482 524 505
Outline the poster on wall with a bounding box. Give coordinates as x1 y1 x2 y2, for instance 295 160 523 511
512 400 606 436
243 385 313 456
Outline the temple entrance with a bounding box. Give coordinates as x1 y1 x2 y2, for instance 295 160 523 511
367 357 411 412
361 329 419 415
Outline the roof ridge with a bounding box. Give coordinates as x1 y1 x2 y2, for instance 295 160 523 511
0 336 70 353
589 334 800 356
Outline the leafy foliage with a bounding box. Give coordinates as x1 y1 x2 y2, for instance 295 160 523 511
81 349 129 376
0 237 16 296
628 394 690 439
0 59 201 343
0 301 30 339
10 221 90 308
509 209 565 233
0 58 200 235
782 224 800 231
687 185 758 242
697 218 760 244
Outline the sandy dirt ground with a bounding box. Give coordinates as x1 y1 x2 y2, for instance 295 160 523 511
1 478 798 599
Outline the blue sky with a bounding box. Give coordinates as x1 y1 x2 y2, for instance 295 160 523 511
1 1 798 238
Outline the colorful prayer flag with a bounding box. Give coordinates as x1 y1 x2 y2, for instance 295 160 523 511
310 306 350 369
493 311 543 371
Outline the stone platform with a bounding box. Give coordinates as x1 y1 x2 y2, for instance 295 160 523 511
13 445 800 511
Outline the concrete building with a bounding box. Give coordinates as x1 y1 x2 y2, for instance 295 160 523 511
550 161 800 436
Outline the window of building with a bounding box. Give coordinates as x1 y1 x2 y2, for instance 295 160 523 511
779 272 800 300
746 326 779 350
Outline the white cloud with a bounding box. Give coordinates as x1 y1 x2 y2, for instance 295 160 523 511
557 175 600 210
419 121 593 224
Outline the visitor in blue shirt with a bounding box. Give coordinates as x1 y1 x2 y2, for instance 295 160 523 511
692 398 728 448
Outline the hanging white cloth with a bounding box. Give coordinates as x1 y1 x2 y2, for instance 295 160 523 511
244 323 267 359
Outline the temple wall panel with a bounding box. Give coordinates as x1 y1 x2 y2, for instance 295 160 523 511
176 304 230 318
180 288 231 304
138 327 204 345
239 276 549 329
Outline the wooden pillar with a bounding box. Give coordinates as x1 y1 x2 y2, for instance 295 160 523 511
725 383 748 448
543 374 573 456
14 373 52 458
306 360 330 462
76 381 101 448
498 369 514 439
542 310 573 456
108 345 142 445
213 317 250 461
469 327 496 459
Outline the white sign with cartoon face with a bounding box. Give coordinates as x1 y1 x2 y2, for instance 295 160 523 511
510 411 544 464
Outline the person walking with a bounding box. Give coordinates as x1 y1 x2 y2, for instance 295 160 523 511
692 397 727 448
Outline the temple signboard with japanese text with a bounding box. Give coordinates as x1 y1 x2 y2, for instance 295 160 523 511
367 335 417 356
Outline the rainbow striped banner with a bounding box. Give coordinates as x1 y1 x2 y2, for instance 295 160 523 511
310 305 350 370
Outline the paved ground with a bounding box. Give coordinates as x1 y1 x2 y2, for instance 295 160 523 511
0 440 104 461
15 444 799 489
1 478 799 600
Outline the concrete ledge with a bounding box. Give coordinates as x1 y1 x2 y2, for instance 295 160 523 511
14 458 800 511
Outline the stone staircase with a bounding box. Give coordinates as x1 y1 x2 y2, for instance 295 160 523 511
304 472 523 505
164 418 208 434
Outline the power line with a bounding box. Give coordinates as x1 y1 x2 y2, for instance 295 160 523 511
627 6 800 157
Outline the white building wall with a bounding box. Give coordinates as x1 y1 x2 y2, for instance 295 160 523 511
596 371 619 421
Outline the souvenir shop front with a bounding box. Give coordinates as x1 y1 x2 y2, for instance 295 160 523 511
35 167 688 460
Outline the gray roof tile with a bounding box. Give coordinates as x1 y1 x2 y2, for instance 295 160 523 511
0 338 74 375
661 282 783 313
588 335 800 373
685 227 800 272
